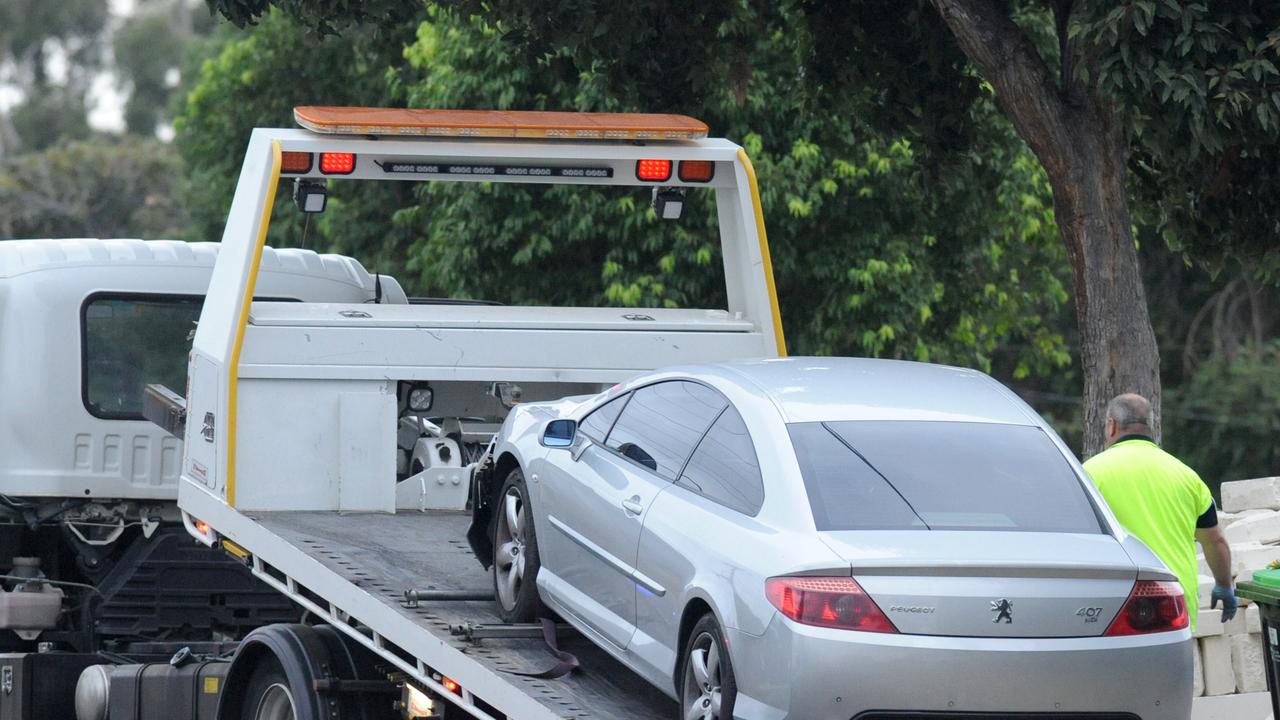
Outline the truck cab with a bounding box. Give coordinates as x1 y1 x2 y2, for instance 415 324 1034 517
0 238 402 656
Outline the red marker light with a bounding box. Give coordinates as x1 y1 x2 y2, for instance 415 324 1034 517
635 159 672 182
280 151 313 173
320 152 356 174
442 677 460 694
678 160 714 183
195 520 210 535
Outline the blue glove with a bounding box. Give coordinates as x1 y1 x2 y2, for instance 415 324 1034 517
1211 585 1238 622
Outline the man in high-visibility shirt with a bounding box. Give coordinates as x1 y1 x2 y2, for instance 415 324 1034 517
1084 393 1236 631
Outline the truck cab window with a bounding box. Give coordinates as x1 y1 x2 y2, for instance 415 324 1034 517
81 294 203 420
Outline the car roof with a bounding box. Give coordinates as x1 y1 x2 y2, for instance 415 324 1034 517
690 357 1038 426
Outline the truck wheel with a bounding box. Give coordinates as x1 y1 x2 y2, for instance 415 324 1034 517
241 656 296 720
492 467 545 622
678 614 737 720
217 625 396 720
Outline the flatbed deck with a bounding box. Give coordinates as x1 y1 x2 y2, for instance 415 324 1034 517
251 510 675 720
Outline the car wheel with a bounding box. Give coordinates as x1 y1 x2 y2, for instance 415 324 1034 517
679 614 738 720
492 467 545 622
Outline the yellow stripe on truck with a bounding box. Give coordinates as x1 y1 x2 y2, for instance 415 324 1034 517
736 148 787 357
226 140 283 508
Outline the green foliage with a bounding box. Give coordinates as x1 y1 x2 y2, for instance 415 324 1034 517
176 6 1073 373
173 7 421 245
1074 1 1280 277
0 137 188 239
205 0 421 36
114 11 188 136
0 0 107 79
375 10 1072 374
9 88 92 151
1165 341 1280 492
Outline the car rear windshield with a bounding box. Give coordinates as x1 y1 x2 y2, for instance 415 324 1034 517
789 421 1103 533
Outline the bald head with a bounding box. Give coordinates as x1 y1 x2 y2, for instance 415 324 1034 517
1104 393 1152 447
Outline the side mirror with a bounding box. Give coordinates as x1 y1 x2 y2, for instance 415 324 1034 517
541 419 578 448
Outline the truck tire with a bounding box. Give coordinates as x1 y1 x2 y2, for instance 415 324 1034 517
216 624 396 720
492 467 546 623
240 656 296 720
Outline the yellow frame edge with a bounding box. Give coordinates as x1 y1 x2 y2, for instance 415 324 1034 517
736 148 788 357
226 140 283 508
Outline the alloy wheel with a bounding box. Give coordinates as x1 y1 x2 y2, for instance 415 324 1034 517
681 631 723 720
494 485 527 610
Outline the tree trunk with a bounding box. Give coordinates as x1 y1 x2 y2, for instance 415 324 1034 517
1046 107 1161 457
930 0 1162 458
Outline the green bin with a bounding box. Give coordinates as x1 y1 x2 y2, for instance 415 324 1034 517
1237 571 1280 718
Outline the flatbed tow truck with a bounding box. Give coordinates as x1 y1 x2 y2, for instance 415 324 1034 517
73 107 786 720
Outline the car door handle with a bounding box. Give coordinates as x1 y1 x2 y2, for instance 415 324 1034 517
621 496 644 516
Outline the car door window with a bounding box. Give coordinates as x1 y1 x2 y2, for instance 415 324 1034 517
579 393 629 442
678 405 764 515
605 381 726 481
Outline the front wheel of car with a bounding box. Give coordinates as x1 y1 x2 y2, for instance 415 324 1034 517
679 614 738 720
492 467 545 623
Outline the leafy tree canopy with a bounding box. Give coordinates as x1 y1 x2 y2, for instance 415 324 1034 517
211 0 1280 280
1074 1 1280 275
176 7 1072 379
0 137 188 238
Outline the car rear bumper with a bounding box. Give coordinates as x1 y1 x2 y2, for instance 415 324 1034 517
727 615 1192 720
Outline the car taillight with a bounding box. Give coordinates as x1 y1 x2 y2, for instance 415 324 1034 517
1105 580 1188 636
765 576 898 633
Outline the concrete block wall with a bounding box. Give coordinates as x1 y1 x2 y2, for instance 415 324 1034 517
1191 477 1280 697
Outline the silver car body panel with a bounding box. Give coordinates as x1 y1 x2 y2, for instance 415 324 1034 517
729 618 1192 720
491 357 1190 718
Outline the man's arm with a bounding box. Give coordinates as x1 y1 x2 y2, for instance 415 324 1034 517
1197 524 1233 587
1197 523 1237 621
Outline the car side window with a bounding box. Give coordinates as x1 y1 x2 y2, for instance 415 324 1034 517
678 405 765 515
579 393 629 442
605 381 726 481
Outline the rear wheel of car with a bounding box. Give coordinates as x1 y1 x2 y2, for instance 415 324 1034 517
679 614 737 720
492 467 545 622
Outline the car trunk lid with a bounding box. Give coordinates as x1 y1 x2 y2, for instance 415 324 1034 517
820 530 1137 638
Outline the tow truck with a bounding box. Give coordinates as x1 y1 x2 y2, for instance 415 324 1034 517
0 238 419 719
76 107 785 719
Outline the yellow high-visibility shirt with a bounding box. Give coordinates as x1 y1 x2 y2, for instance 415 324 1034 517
1084 437 1213 630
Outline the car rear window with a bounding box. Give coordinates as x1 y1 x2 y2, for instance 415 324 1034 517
789 421 1103 533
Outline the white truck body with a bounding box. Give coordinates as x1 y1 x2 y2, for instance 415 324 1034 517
0 238 400 502
175 110 785 719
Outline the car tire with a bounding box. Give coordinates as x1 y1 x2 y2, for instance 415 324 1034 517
492 467 545 623
678 614 738 720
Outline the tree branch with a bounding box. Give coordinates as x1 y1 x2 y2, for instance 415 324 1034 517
929 0 1071 172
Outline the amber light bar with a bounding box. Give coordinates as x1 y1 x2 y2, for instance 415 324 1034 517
294 106 709 140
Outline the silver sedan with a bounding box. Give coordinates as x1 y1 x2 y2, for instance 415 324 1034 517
474 357 1192 720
